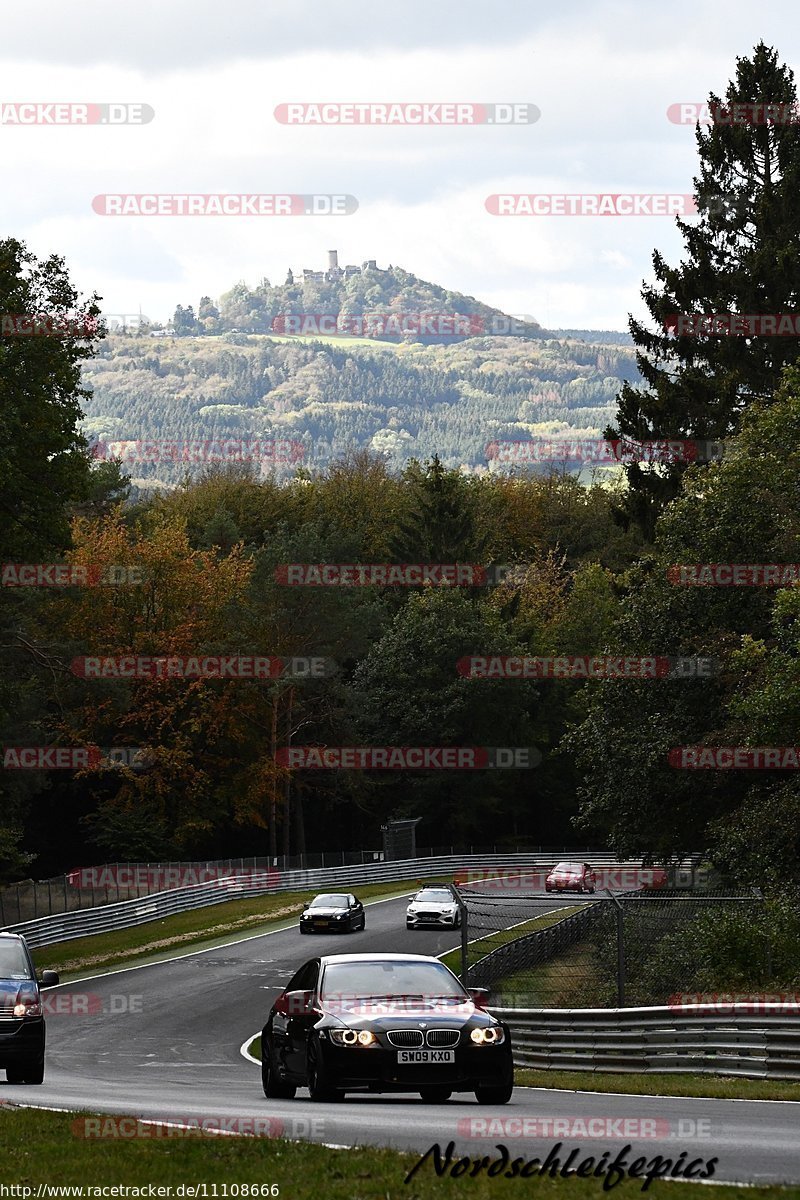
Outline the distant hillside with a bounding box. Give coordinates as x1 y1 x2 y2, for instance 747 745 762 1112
82 330 640 491
168 253 544 344
551 329 634 346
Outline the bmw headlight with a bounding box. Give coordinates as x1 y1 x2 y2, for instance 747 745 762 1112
470 1026 504 1045
330 1028 377 1047
13 999 41 1018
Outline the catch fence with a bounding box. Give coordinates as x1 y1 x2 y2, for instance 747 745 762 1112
456 883 761 1008
0 852 693 949
0 847 669 926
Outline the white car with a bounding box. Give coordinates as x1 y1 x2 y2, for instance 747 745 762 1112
406 886 461 930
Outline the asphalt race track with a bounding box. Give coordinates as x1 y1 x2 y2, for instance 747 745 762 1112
4 891 800 1186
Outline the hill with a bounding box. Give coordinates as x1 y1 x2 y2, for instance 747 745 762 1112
82 331 639 490
168 252 544 343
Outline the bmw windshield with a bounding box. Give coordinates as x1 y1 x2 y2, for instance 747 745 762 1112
320 960 466 1003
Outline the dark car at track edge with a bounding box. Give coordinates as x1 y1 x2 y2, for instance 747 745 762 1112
0 932 59 1084
261 952 513 1104
299 893 366 934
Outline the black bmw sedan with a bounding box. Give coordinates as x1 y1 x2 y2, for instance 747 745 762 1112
261 952 513 1103
299 893 365 934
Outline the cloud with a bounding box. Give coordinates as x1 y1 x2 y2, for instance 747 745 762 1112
2 6 796 327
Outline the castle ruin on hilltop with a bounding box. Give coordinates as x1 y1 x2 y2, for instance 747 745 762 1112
286 250 383 286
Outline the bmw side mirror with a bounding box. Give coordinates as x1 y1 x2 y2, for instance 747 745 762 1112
468 987 490 1009
283 989 315 1016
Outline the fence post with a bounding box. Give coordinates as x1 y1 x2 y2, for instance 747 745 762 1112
606 890 626 1007
453 884 470 988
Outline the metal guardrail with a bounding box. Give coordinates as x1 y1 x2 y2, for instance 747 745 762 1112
1 854 681 950
0 847 652 924
490 1003 800 1081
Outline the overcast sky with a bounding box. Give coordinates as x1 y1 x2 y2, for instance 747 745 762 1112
2 1 797 329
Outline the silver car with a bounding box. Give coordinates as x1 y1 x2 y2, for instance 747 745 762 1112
406 886 461 930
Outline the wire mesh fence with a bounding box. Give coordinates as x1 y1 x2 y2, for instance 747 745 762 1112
0 845 628 926
455 882 766 1009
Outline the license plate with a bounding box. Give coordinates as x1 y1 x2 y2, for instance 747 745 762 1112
313 920 327 926
397 1049 455 1064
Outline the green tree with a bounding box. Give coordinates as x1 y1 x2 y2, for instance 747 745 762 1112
389 455 486 563
610 43 800 537
0 238 102 559
349 589 539 843
0 237 102 877
566 367 800 861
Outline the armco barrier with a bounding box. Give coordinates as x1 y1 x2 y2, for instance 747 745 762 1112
1 854 696 950
489 1003 800 1080
0 847 682 923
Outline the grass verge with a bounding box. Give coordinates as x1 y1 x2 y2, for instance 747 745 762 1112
492 938 606 1008
0 1105 793 1196
439 906 586 975
515 1068 800 1103
32 879 448 979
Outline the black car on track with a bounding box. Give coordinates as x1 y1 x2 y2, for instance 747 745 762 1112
299 893 366 934
261 952 513 1103
0 932 59 1084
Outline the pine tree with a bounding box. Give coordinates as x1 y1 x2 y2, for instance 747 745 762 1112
610 43 800 537
388 456 486 563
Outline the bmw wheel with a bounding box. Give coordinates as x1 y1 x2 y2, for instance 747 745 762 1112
261 1042 296 1100
306 1036 342 1102
474 1080 513 1104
